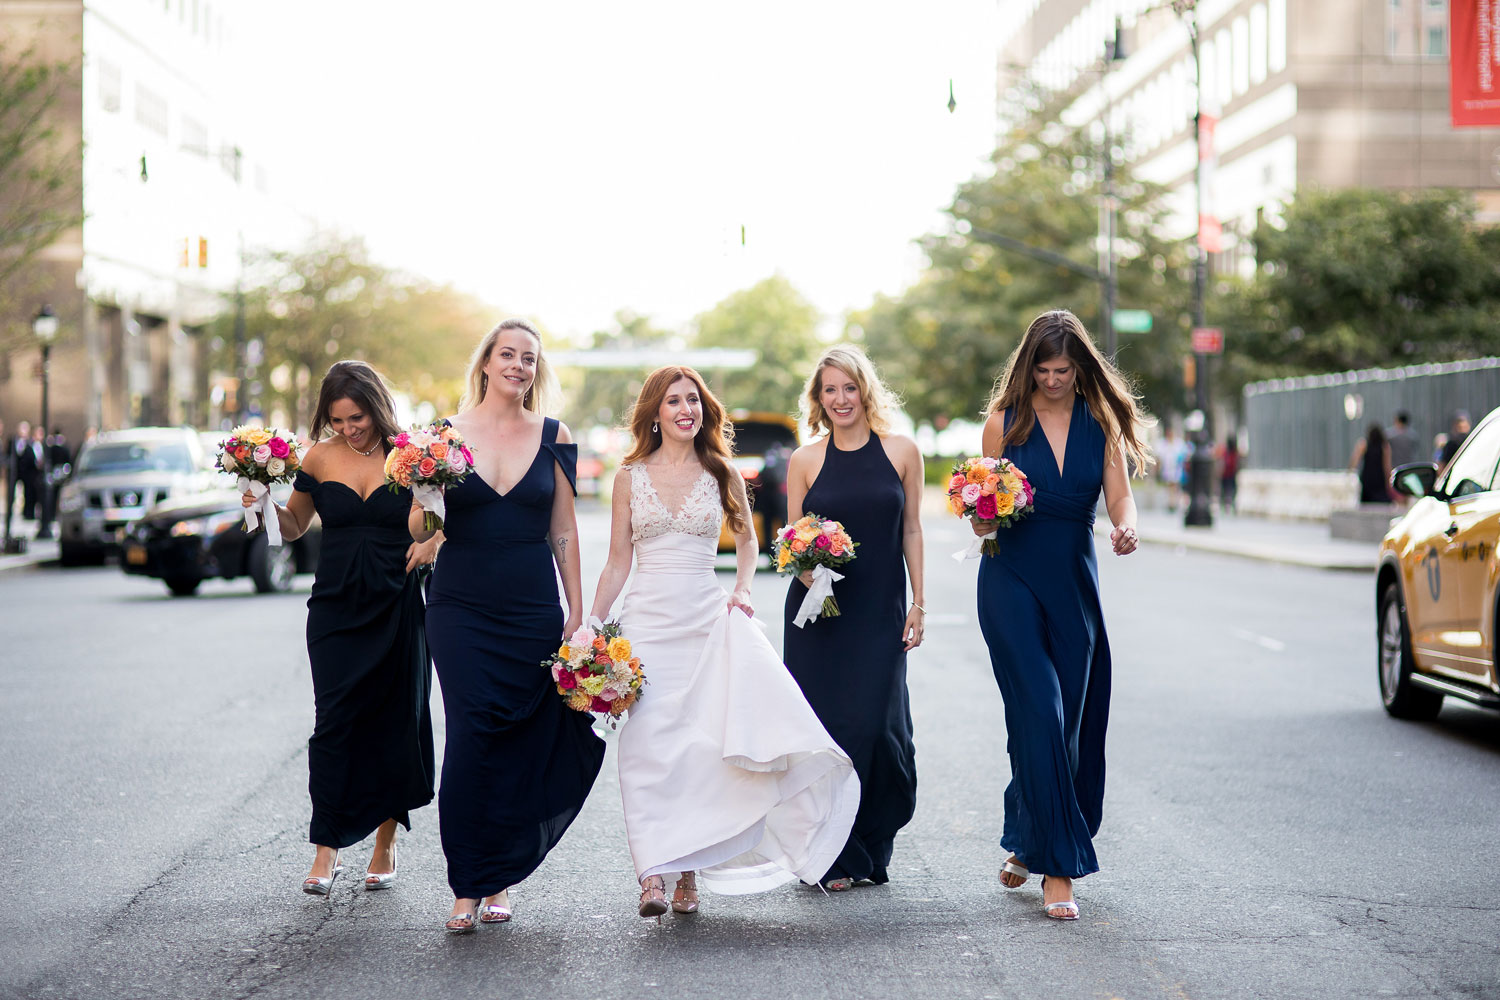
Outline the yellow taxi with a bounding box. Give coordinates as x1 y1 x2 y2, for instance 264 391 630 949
717 410 800 554
1377 405 1500 719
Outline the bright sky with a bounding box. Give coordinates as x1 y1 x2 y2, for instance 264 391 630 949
240 1 1000 342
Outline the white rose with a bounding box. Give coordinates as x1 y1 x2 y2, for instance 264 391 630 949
266 457 286 476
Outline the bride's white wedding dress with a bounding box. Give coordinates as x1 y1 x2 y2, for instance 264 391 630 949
616 463 860 893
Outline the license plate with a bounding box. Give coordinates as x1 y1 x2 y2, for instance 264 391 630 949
126 545 148 566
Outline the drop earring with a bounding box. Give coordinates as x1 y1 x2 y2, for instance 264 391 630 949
652 422 659 433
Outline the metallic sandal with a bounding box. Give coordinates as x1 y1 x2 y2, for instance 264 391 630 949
364 847 398 890
302 852 343 896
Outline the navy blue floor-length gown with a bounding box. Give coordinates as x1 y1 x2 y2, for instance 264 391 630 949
295 470 435 849
977 394 1111 879
425 417 605 900
783 434 916 885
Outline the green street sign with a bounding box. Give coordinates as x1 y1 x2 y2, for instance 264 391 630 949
1113 309 1153 333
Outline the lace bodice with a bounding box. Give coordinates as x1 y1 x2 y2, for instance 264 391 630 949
627 463 724 542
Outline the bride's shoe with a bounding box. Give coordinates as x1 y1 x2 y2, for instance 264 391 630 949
302 852 343 896
364 846 398 890
639 876 668 918
671 871 699 914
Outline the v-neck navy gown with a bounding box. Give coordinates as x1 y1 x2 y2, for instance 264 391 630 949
425 417 605 900
977 395 1111 879
295 470 435 849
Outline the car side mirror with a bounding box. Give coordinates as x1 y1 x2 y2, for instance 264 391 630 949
1391 462 1438 499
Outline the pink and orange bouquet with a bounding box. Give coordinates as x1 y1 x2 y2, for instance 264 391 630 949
217 425 303 545
775 513 858 624
383 422 473 531
947 456 1033 557
544 620 646 729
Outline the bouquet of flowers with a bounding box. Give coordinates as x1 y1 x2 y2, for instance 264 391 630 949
948 456 1033 559
545 620 646 729
775 513 858 628
383 422 474 531
217 425 302 546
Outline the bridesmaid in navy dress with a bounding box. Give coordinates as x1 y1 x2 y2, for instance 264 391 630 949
782 345 926 890
247 360 438 896
973 309 1149 920
413 319 604 933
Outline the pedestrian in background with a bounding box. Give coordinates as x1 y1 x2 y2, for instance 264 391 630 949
1349 423 1393 504
974 309 1148 921
781 344 925 892
415 319 604 933
246 360 439 898
1155 425 1186 511
1217 434 1240 513
1385 412 1418 470
1438 411 1471 471
12 421 39 520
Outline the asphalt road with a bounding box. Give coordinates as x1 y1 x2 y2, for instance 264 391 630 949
2 505 1497 1000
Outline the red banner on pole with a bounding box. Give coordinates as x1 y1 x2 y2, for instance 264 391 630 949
1451 0 1500 128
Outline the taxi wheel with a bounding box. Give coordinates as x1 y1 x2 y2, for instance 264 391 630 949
1378 583 1443 721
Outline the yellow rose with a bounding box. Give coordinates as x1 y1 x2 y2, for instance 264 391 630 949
1001 472 1023 495
777 546 792 570
994 491 1015 516
245 428 273 446
606 637 632 662
557 644 571 661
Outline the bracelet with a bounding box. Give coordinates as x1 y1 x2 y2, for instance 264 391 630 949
911 602 927 614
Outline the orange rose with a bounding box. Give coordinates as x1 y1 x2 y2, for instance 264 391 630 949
430 442 449 461
592 636 608 652
417 457 439 478
791 539 808 554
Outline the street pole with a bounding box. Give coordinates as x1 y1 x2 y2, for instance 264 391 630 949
1183 5 1215 527
34 304 59 541
1099 20 1125 359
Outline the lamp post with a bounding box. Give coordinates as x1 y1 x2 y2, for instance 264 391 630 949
1177 0 1215 528
33 304 60 541
1099 18 1128 359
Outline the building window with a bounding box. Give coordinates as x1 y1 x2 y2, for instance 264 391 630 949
134 83 168 138
1268 0 1287 73
1250 4 1268 84
1215 27 1233 108
1426 25 1446 57
97 58 121 113
1232 16 1251 95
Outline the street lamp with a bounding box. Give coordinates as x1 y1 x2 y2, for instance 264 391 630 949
1177 0 1215 528
33 304 59 541
1099 18 1128 359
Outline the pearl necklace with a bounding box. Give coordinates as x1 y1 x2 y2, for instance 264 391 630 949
346 434 380 458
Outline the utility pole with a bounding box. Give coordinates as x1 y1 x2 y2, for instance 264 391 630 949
1182 1 1215 528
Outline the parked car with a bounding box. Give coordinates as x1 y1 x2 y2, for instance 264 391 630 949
55 427 218 565
1376 404 1500 719
717 410 800 555
119 485 321 596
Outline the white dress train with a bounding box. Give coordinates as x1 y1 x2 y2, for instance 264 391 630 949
616 463 860 894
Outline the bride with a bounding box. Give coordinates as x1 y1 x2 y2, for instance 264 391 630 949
590 366 860 918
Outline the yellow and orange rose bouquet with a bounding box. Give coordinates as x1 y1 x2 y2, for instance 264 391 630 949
383 421 473 531
544 620 646 729
775 513 858 627
216 425 303 546
948 456 1033 559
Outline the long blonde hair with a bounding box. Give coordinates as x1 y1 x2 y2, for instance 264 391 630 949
623 366 748 535
458 318 560 415
800 343 901 437
985 310 1153 475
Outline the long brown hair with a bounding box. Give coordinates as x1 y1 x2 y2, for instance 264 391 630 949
800 343 901 437
623 366 748 534
458 318 560 415
984 309 1154 475
310 360 402 454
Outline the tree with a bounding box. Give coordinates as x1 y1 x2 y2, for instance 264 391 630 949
1215 187 1500 383
0 39 83 354
557 311 678 431
854 114 1194 428
693 275 821 414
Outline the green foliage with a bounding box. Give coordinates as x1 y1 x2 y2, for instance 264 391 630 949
1215 188 1500 384
0 39 83 354
694 275 822 414
854 117 1194 427
557 311 677 430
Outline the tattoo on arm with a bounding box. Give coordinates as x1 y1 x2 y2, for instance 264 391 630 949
556 536 568 565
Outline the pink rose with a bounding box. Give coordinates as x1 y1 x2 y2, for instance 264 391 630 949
597 687 618 702
814 534 830 549
393 432 410 448
980 457 998 470
960 482 982 505
252 444 272 465
782 527 796 540
417 457 438 478
976 493 998 520
949 474 966 491
460 446 474 465
573 626 596 648
446 451 468 473
268 437 290 458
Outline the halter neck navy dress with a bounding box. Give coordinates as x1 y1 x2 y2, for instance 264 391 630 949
977 395 1111 879
425 417 605 900
293 469 435 849
782 433 916 885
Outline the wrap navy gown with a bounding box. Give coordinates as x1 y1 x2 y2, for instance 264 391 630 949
425 417 605 900
783 434 917 885
294 469 435 849
977 395 1112 879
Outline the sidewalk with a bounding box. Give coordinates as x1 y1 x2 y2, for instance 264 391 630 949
1100 507 1378 572
0 515 60 574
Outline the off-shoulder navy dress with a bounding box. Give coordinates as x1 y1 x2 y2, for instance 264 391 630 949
293 469 435 849
783 434 917 885
977 395 1112 879
425 417 605 900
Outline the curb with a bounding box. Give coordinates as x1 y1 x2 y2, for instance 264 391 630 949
1102 522 1375 572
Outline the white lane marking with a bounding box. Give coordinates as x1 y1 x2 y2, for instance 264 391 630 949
1231 626 1286 653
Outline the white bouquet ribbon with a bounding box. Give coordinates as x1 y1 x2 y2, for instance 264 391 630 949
953 528 998 562
792 564 845 629
238 477 282 547
412 483 446 525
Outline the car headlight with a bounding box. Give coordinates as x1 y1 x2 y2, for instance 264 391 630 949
170 511 241 539
58 484 83 513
